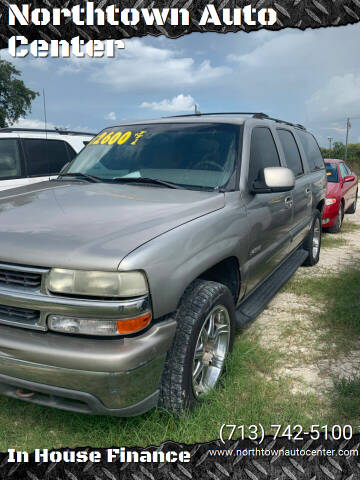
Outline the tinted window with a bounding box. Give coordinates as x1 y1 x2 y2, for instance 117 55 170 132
0 139 22 179
65 143 77 160
22 139 70 176
277 129 303 176
67 123 240 189
325 163 338 183
297 131 325 171
339 162 348 179
248 127 280 186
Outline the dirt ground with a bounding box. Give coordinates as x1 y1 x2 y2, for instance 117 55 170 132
246 203 360 396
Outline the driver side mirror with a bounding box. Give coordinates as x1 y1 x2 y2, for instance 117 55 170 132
251 167 295 194
343 175 355 183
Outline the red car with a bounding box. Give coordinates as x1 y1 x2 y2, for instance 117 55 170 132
322 159 358 233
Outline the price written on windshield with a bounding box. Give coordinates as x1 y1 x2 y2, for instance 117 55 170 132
89 130 147 146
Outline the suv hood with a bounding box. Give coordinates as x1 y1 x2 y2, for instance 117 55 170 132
0 181 224 271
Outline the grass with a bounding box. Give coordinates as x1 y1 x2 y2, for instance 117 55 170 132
285 266 360 344
341 221 360 234
334 378 360 421
321 220 360 249
283 266 360 425
321 233 348 248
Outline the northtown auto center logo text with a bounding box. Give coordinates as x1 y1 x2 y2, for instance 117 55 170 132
6 3 278 58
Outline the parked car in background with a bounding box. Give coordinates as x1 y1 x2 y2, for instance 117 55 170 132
322 159 358 233
0 128 95 192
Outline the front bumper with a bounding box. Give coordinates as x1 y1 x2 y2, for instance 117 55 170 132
322 203 339 227
0 318 176 416
0 262 177 415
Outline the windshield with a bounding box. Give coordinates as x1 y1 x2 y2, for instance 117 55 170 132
65 123 240 190
325 163 339 183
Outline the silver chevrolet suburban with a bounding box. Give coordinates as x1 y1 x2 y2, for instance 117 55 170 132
0 113 326 416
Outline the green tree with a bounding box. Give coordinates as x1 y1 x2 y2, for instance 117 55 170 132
0 58 38 128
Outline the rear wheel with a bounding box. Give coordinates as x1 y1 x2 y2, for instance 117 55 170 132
303 211 322 266
158 280 235 414
346 190 358 214
328 202 344 233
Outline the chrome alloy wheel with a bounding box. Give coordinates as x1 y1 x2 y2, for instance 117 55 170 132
192 305 231 398
312 217 321 258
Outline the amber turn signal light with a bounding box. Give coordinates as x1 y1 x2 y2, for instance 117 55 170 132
116 313 151 334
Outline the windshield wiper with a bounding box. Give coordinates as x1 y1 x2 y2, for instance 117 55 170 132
57 172 103 183
112 177 183 189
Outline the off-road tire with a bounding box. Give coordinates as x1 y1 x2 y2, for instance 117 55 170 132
302 211 322 266
158 279 236 414
346 190 358 214
328 201 344 234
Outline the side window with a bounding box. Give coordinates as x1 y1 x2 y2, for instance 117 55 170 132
0 139 22 180
249 127 280 186
22 139 70 176
339 162 348 179
65 142 77 161
297 131 325 172
277 129 303 177
344 163 352 175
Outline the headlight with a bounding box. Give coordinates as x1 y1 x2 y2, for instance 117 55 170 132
325 198 337 205
47 269 148 297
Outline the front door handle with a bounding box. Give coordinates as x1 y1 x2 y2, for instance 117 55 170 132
285 196 293 208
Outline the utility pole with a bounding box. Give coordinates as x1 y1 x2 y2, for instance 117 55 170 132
344 118 351 161
327 136 333 157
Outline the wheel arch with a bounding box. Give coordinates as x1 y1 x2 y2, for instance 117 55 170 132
196 256 241 305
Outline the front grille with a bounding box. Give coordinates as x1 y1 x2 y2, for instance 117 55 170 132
0 268 42 289
0 304 40 322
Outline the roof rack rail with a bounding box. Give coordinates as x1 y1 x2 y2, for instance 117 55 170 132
254 115 307 130
164 112 269 118
162 112 307 130
0 128 96 136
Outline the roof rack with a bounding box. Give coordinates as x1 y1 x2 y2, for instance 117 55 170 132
163 112 307 130
165 112 268 118
0 128 96 136
252 114 307 129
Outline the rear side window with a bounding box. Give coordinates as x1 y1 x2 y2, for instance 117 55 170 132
249 127 280 186
297 131 325 171
22 139 70 176
0 139 22 179
277 129 303 177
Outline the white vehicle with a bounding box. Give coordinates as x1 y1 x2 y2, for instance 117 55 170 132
0 128 95 192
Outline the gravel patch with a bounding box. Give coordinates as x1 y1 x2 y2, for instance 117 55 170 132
246 202 360 396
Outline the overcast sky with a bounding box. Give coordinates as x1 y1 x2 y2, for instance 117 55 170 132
1 23 360 147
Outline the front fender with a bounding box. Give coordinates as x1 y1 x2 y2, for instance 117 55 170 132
118 199 248 319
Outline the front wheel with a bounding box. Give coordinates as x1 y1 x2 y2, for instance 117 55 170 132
303 211 322 266
158 280 235 414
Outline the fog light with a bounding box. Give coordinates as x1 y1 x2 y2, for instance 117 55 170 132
322 218 330 224
48 313 151 336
